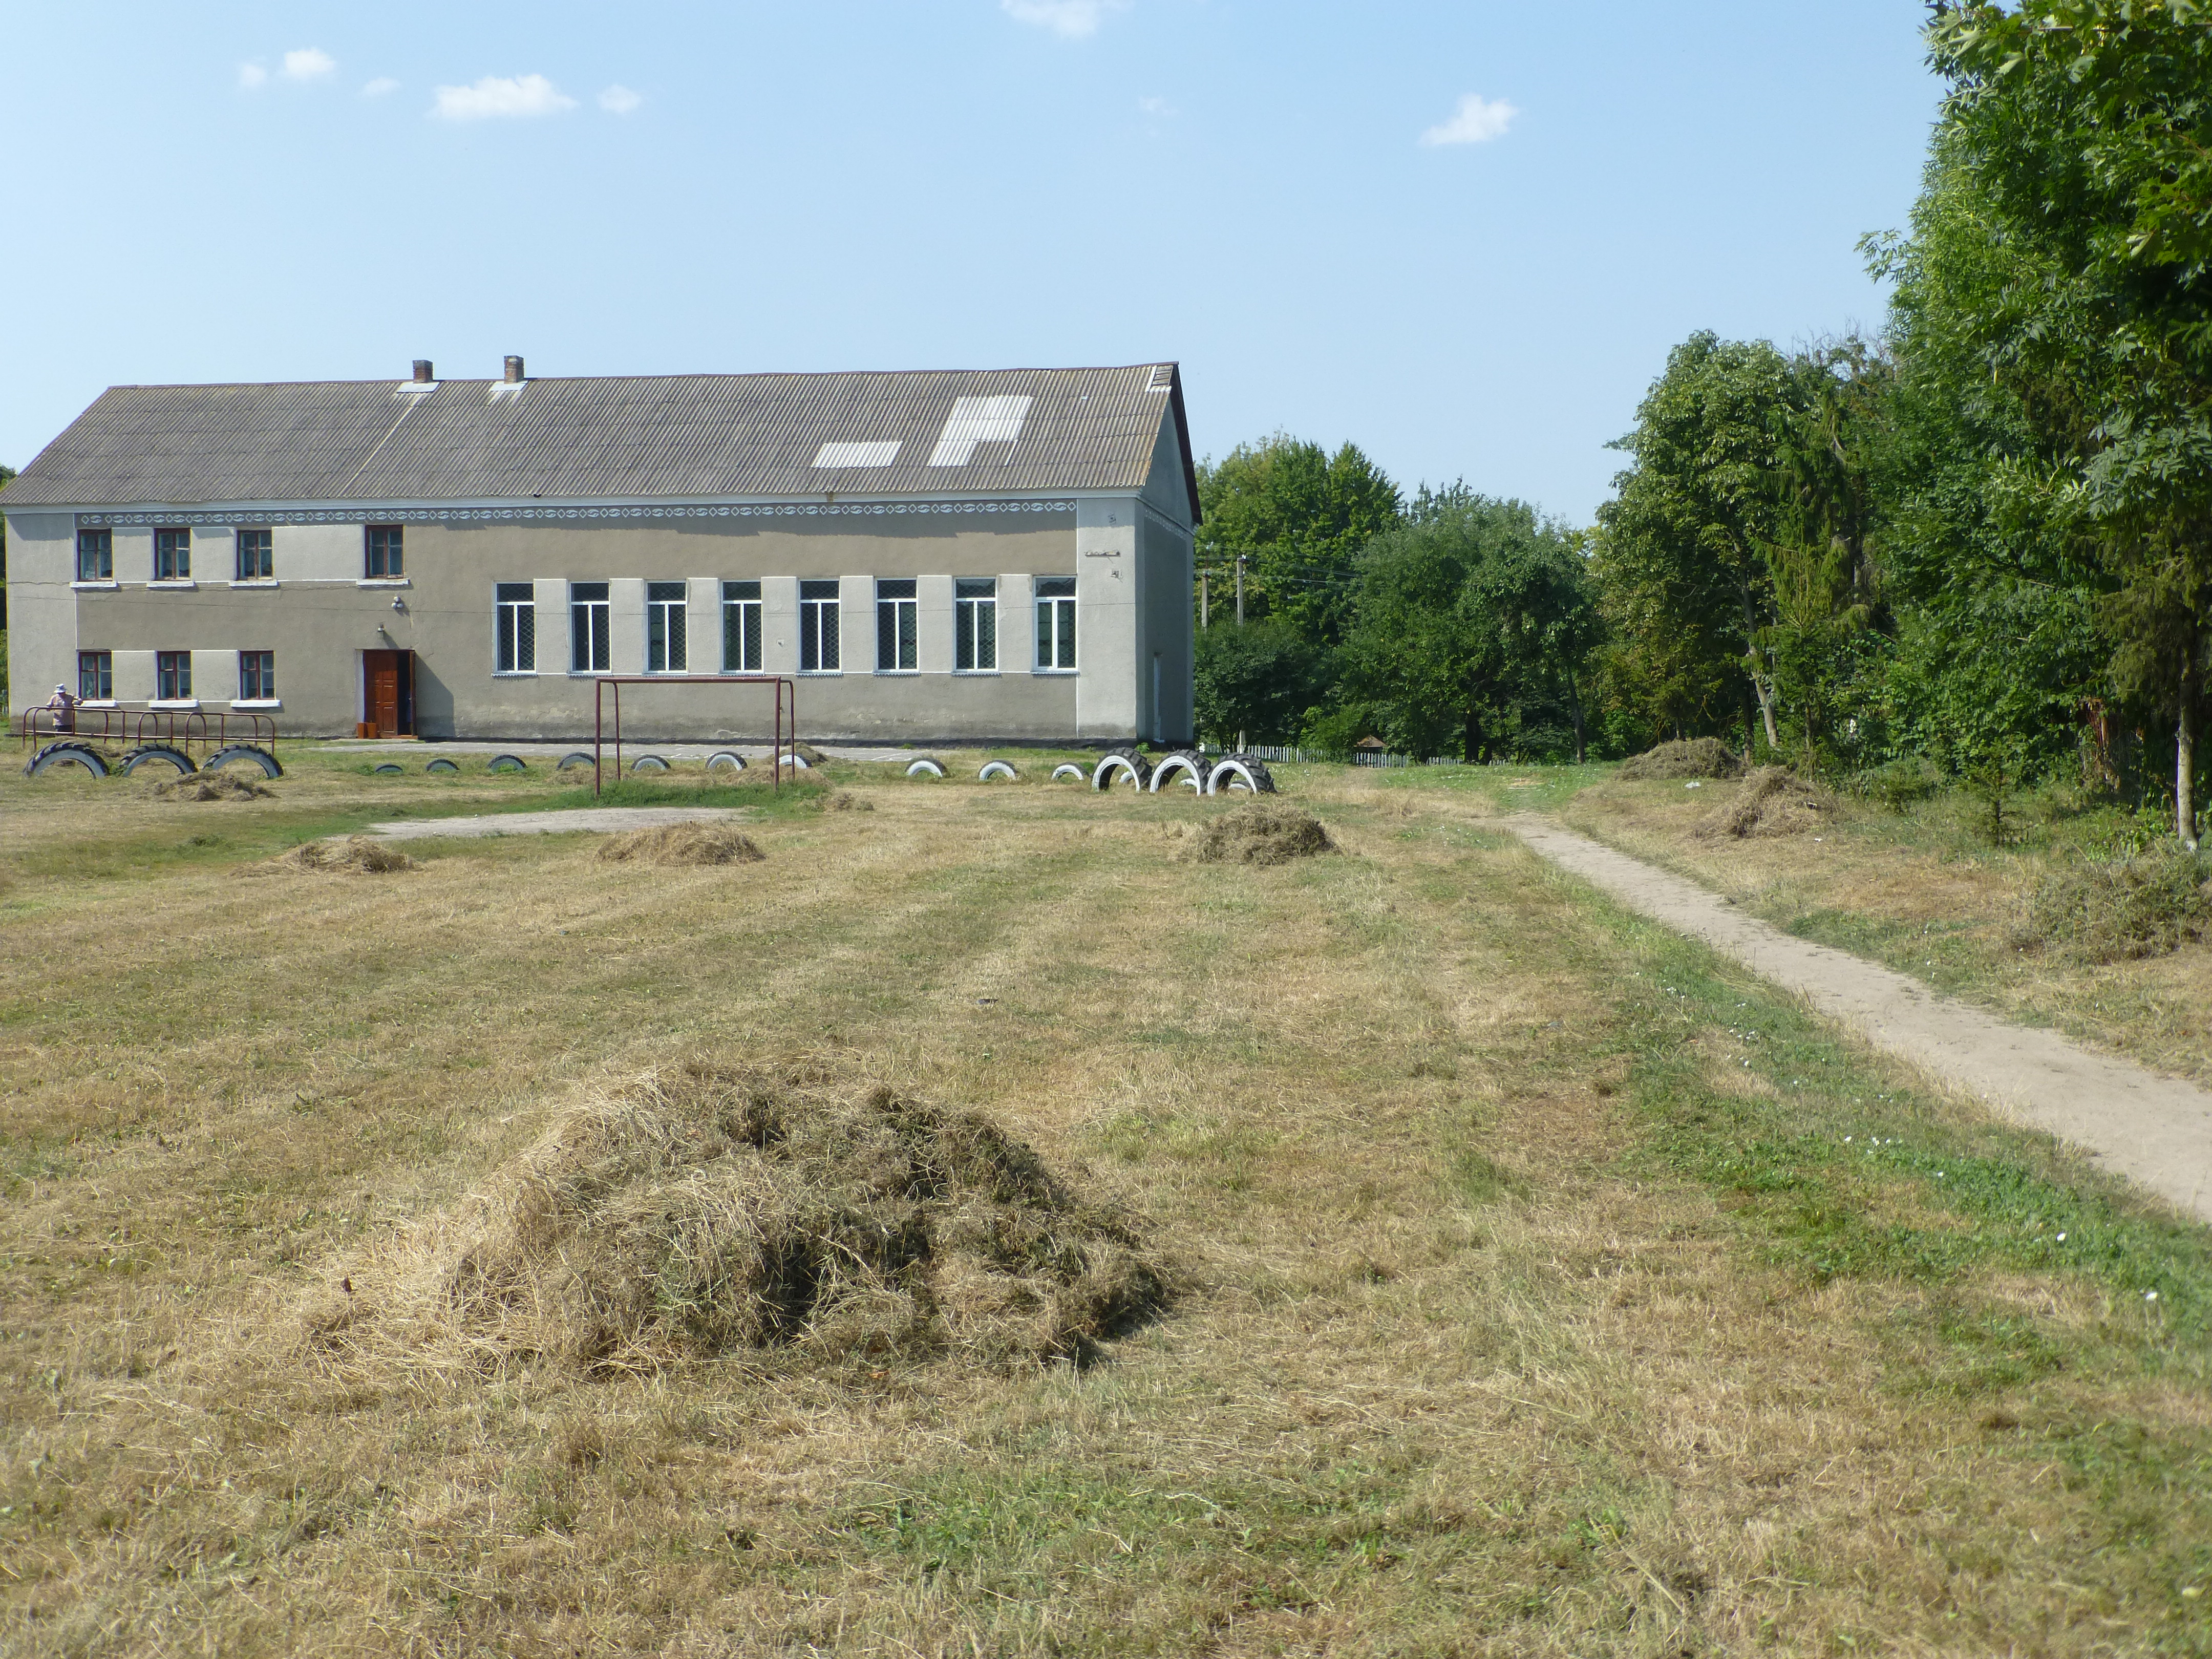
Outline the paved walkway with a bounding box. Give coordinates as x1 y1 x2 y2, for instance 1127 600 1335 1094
363 807 747 841
1505 815 2212 1224
314 741 925 764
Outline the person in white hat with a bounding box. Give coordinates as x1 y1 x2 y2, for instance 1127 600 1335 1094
44 683 79 735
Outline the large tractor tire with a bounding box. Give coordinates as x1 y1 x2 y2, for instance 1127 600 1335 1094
25 740 110 778
119 744 197 777
206 743 282 778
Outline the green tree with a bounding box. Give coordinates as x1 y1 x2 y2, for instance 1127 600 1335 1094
1929 0 2212 841
1196 435 1402 647
1337 496 1599 762
1193 619 1327 748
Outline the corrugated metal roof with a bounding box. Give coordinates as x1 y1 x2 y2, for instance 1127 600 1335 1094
3 363 1199 518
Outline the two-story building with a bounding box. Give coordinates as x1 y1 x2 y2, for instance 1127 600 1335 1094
2 358 1199 745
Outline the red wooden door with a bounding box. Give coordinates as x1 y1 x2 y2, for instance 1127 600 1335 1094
364 651 412 736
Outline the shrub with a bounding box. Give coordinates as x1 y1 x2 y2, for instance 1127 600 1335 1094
2017 841 2212 962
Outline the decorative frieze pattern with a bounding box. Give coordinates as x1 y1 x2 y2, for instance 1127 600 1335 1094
77 498 1077 529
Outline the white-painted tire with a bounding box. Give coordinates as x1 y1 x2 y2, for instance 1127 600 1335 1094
630 754 671 772
1148 752 1205 793
1092 755 1147 792
978 760 1017 781
1206 759 1259 795
1051 763 1085 782
906 758 945 778
706 751 746 772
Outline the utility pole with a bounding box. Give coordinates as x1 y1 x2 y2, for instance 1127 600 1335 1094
1235 554 1245 626
1200 568 1208 631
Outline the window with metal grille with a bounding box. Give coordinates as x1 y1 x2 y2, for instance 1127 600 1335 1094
571 582 611 672
366 524 403 579
647 582 688 673
496 583 536 672
77 527 112 581
238 651 275 701
800 580 840 672
237 528 273 581
876 579 918 672
955 578 997 672
156 651 192 700
78 651 112 701
1035 577 1076 670
154 527 191 582
723 580 762 673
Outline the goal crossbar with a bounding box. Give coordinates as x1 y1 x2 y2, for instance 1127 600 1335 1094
591 675 797 797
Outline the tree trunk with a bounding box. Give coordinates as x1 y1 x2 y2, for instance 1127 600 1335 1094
1750 665 1780 753
1564 670 1587 765
1463 701 1484 765
2180 648 2199 848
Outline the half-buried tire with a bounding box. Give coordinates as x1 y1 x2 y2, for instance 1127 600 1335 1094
207 743 282 778
1051 763 1085 782
630 754 671 773
25 740 109 778
486 754 526 773
906 758 946 778
706 751 746 772
120 744 197 777
1092 750 1151 791
978 760 1017 781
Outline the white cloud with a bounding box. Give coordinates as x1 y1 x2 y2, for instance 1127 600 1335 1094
361 77 400 98
430 74 579 121
1419 93 1517 146
1002 0 1129 40
237 61 267 90
281 47 337 82
1138 94 1175 117
598 83 642 115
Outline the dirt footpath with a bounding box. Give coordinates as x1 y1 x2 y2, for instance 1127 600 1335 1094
363 807 748 841
1507 815 2212 1224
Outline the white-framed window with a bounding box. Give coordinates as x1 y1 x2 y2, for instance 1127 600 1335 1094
570 582 611 673
647 581 688 673
78 650 112 701
800 580 840 672
955 578 997 672
238 650 276 701
236 528 273 581
496 583 536 672
1035 577 1076 671
876 578 918 672
724 580 762 673
154 527 191 581
77 527 112 581
156 650 192 700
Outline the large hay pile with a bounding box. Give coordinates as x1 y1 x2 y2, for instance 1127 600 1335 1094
148 769 272 801
596 822 764 865
1184 801 1335 865
265 836 416 874
1618 738 1743 781
2017 843 2211 963
304 1062 1165 1376
1693 766 1835 839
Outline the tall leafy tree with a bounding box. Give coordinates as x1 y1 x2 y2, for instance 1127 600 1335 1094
1193 619 1327 748
1930 0 2212 841
1336 496 1599 762
1196 435 1402 647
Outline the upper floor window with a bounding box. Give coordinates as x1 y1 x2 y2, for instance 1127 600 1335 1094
647 582 688 673
955 578 997 672
800 579 840 673
156 650 193 701
154 527 191 582
77 527 112 581
1036 577 1076 671
238 650 276 701
78 650 112 702
496 583 536 673
237 527 273 581
724 580 762 673
570 582 611 673
365 524 403 579
876 579 917 672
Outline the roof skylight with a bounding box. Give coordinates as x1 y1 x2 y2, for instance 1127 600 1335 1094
812 440 902 468
928 395 1032 466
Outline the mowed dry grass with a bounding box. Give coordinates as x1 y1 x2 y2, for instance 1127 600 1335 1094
1541 772 2212 1089
1 758 2208 1655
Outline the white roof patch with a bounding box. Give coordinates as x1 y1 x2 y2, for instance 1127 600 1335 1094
812 440 902 468
928 395 1032 467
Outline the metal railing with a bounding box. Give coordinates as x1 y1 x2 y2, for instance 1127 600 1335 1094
15 704 280 759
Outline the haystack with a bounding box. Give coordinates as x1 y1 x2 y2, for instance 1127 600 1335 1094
1693 765 1835 839
1617 738 1743 781
266 836 416 874
301 1061 1166 1376
826 791 874 812
148 769 273 801
595 823 764 865
1185 801 1335 865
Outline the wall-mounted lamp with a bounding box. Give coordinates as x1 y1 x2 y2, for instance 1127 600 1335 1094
391 595 407 613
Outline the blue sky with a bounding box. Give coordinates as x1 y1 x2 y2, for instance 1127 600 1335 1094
3 2 1942 523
